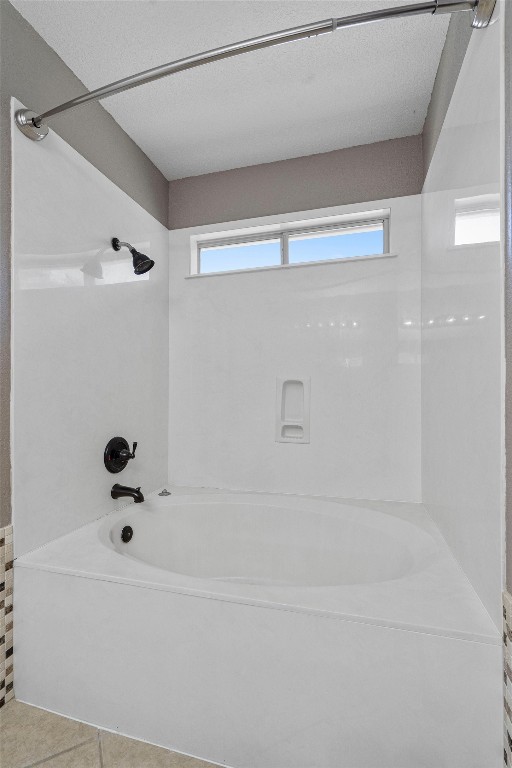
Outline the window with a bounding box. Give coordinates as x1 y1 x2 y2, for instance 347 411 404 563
454 194 500 245
288 222 385 265
199 237 281 274
195 215 389 275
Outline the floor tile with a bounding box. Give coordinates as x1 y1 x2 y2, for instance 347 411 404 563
100 731 172 767
168 752 219 767
38 739 101 767
0 700 97 768
100 732 217 768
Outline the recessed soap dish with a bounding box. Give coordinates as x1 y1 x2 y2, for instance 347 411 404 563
276 377 310 443
281 424 304 439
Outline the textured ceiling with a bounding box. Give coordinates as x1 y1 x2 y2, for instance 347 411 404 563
12 0 450 180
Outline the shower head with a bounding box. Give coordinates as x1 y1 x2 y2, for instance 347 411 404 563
111 237 155 275
131 250 155 275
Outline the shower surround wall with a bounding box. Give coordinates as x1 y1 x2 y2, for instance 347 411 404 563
0 1 169 531
168 195 421 501
421 13 503 628
11 99 169 558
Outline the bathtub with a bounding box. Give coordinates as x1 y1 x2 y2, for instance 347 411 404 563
106 494 435 588
14 488 502 767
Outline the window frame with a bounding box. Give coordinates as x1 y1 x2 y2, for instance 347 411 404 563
194 214 390 276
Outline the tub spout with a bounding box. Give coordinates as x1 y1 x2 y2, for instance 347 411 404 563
111 484 144 503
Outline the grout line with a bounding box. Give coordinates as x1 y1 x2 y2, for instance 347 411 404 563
15 699 230 768
24 736 99 768
98 729 104 768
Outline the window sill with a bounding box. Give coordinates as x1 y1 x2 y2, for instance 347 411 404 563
186 251 398 279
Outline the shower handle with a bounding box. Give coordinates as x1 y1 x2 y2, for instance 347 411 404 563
104 437 138 473
118 442 137 462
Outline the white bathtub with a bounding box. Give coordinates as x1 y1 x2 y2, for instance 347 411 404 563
107 494 435 587
15 488 502 767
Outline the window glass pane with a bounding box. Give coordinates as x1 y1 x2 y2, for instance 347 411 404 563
454 209 500 245
200 239 281 273
288 223 384 265
454 194 500 245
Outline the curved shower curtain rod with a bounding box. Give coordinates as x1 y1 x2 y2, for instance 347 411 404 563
15 0 496 142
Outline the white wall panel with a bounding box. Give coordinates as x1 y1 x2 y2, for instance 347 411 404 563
421 17 504 627
168 196 421 501
11 100 169 556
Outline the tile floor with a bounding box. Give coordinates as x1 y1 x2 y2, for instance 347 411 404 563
0 700 217 767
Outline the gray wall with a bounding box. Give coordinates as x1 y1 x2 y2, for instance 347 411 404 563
168 13 471 232
168 134 424 230
0 0 168 527
423 14 473 175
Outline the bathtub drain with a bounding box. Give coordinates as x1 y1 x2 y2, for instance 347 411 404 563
121 525 133 543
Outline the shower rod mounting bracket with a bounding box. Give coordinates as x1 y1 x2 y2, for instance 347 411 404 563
14 0 496 143
470 0 498 27
14 109 48 142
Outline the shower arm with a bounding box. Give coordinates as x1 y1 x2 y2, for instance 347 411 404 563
14 0 495 142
